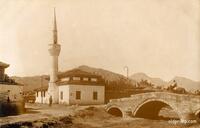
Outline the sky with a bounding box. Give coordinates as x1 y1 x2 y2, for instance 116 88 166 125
0 0 199 81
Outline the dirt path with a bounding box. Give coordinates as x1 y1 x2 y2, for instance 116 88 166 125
0 103 87 125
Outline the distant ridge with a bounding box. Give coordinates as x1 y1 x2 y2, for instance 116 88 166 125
168 76 200 92
11 65 200 92
130 73 167 87
76 65 130 82
11 76 49 92
130 73 200 92
11 65 136 91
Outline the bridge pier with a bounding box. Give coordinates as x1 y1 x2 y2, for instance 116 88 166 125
196 111 200 123
180 113 196 124
123 110 132 118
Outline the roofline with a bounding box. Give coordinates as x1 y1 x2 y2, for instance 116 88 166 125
0 83 24 86
59 74 102 78
0 61 9 68
34 88 48 91
45 73 103 81
57 81 105 86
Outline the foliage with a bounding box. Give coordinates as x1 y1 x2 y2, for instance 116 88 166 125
195 90 200 95
166 80 187 94
136 79 154 89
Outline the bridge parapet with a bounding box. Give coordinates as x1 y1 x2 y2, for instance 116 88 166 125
109 92 200 106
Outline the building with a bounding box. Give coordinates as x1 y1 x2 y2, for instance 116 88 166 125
35 69 105 105
58 69 105 105
0 61 23 102
0 61 24 116
35 9 105 105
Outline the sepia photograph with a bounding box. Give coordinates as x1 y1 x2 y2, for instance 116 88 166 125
0 0 200 128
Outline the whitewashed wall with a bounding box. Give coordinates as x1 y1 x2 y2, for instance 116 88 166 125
35 91 49 103
0 84 23 101
58 85 70 104
58 84 105 105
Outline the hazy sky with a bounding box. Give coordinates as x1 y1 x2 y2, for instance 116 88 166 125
0 0 199 81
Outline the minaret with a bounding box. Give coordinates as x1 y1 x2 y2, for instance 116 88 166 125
47 8 61 103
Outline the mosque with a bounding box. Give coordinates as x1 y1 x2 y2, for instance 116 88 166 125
35 10 105 105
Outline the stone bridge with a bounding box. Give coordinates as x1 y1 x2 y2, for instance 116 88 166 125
106 92 200 121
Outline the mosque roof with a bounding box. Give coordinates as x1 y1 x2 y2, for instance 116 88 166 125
45 69 103 81
35 69 105 91
34 86 48 91
58 69 102 78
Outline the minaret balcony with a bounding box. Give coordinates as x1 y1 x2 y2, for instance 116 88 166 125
48 44 61 56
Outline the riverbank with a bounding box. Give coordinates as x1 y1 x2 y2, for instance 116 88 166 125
0 103 199 128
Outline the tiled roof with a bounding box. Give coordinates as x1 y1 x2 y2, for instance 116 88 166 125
57 80 104 86
34 86 48 91
0 61 9 68
0 82 23 86
45 69 102 81
58 69 101 78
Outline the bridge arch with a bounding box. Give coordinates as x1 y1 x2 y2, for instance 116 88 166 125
106 105 124 117
132 99 180 120
195 109 200 123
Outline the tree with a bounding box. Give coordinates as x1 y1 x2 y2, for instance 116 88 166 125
195 90 200 95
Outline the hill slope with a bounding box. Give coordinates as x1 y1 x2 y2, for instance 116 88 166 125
76 65 132 82
168 76 200 92
130 73 200 92
130 73 167 87
11 65 136 91
11 76 49 92
11 66 200 92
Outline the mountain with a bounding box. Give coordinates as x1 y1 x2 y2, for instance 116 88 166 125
76 65 131 82
168 76 200 92
11 65 136 92
130 73 167 87
11 65 200 92
130 73 200 92
11 76 49 92
63 65 136 89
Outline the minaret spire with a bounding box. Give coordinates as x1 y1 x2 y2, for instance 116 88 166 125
53 8 57 44
48 8 61 103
